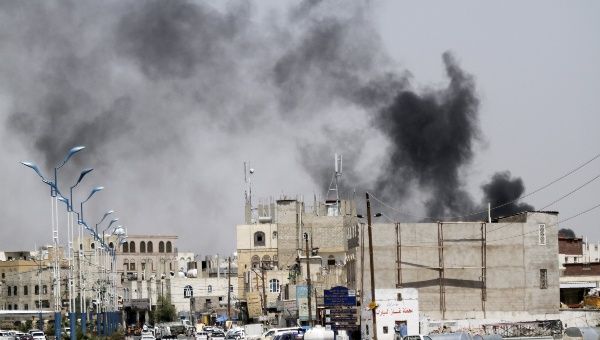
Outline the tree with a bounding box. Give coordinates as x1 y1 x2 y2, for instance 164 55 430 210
155 294 177 322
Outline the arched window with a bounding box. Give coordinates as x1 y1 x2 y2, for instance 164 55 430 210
129 241 136 253
35 285 39 295
272 255 278 268
254 232 265 247
147 241 153 253
328 255 336 266
166 241 172 253
122 242 129 253
140 241 146 253
109 242 114 249
269 279 280 293
124 260 129 271
7 305 11 310
208 285 213 293
13 304 17 310
159 241 165 253
262 255 271 267
251 255 260 269
91 243 95 250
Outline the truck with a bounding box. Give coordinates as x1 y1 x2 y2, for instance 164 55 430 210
244 324 265 340
155 320 194 339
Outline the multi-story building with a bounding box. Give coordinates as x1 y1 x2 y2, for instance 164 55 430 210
236 196 357 325
558 233 600 307
355 211 560 338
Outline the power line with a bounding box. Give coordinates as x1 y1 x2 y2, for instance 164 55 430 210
370 151 600 221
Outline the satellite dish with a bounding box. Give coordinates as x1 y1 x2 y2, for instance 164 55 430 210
249 168 255 174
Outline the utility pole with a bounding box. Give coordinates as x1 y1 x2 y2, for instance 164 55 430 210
366 192 378 340
261 266 267 318
304 232 313 327
227 256 231 321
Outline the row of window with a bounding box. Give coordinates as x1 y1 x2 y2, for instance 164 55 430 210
121 241 173 253
123 260 173 272
3 300 51 310
6 285 49 297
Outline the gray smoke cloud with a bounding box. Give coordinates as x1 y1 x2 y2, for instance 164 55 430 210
1 0 534 254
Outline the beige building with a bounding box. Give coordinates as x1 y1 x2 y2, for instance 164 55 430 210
236 197 357 324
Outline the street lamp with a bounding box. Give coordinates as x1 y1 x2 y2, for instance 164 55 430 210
79 186 104 223
54 146 85 197
21 146 86 340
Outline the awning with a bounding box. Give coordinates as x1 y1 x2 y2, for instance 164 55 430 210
216 315 228 322
561 282 598 288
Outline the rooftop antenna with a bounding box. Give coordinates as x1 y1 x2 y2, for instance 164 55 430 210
326 153 343 216
244 161 257 223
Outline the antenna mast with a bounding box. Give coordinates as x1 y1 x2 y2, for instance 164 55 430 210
244 162 257 223
326 154 343 216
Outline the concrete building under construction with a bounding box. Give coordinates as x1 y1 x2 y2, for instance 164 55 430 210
352 211 560 327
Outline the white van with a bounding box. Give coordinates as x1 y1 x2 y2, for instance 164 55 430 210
261 327 304 340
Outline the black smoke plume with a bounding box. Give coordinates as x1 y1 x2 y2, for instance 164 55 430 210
372 52 480 218
558 228 576 238
481 171 535 219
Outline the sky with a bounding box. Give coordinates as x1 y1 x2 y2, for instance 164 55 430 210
0 0 598 256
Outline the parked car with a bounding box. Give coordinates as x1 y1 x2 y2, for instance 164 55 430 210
29 331 46 340
196 331 209 340
226 329 245 340
211 331 226 340
16 333 34 340
141 333 157 340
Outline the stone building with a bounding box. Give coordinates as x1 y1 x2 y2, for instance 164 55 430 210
236 196 357 324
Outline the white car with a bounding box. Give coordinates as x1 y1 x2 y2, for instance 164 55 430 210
30 331 46 340
196 331 209 340
211 331 226 340
140 333 156 340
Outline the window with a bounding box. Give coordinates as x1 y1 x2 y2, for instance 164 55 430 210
140 241 146 253
7 305 11 310
208 285 213 293
42 300 50 308
91 243 95 250
141 261 146 271
383 326 389 334
109 242 114 249
254 232 265 247
251 255 260 269
273 231 278 239
8 286 11 296
24 286 28 296
230 285 234 293
159 241 165 253
1 272 4 279
122 242 129 253
273 255 278 267
147 241 153 253
130 260 136 271
13 286 17 296
42 285 48 295
166 241 172 253
269 279 280 293
539 224 547 245
328 255 336 266
35 285 40 295
129 241 136 253
124 260 129 271
24 304 28 310
540 269 548 289
262 255 271 267
397 293 403 301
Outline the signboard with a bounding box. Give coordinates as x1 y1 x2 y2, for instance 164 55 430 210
247 292 263 318
323 286 357 331
125 298 150 310
296 285 316 321
324 286 356 306
184 285 193 298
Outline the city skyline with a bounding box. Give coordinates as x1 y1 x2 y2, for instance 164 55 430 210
0 1 598 255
